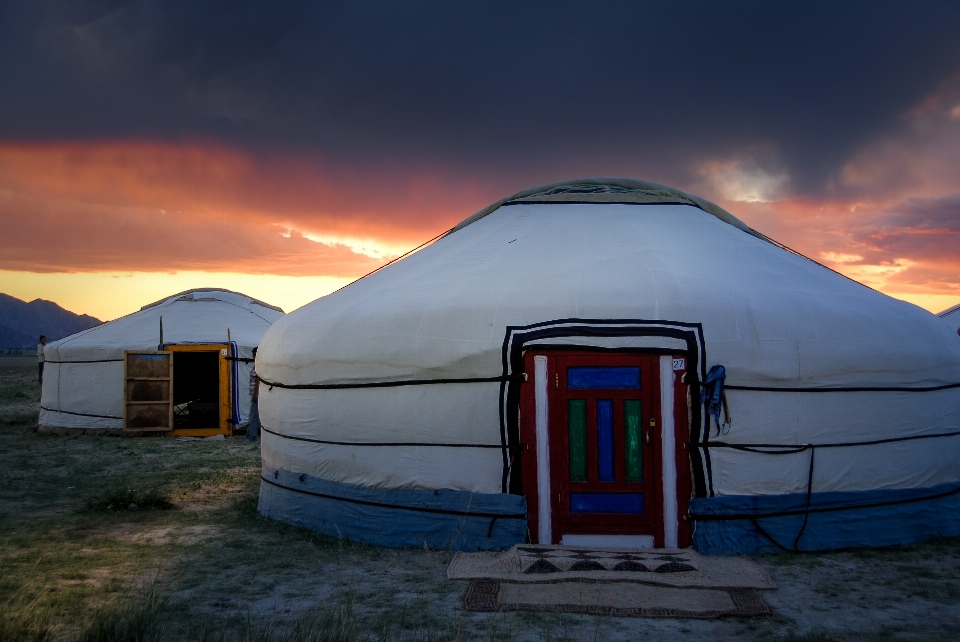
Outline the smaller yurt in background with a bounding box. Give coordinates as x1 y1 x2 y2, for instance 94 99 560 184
40 289 283 436
941 303 960 336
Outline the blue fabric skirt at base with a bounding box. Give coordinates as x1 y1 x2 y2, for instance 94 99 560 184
690 482 960 555
258 466 527 551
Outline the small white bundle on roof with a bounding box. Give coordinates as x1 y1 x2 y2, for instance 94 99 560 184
940 302 960 336
256 178 960 554
40 289 283 435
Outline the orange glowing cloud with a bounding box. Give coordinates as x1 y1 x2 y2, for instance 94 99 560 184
695 77 960 314
1 117 959 315
722 195 960 313
0 141 495 276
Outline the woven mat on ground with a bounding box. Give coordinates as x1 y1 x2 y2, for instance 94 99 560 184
463 579 773 618
448 545 775 589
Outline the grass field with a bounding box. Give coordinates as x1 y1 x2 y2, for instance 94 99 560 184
2 357 960 641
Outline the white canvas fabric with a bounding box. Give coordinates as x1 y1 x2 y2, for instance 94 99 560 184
40 289 283 431
258 189 960 500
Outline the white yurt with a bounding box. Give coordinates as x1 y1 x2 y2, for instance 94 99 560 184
255 179 960 554
40 289 283 437
941 303 960 336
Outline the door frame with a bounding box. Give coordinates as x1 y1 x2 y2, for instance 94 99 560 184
520 348 692 547
164 343 233 437
499 320 709 501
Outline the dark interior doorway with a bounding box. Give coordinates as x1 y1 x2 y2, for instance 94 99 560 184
172 351 220 429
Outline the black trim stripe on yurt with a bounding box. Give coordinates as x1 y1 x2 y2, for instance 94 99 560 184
691 484 960 523
695 429 960 453
260 474 527 519
722 382 960 393
498 319 708 497
226 357 255 363
40 406 122 420
44 359 123 364
260 425 514 449
500 200 697 208
257 375 522 390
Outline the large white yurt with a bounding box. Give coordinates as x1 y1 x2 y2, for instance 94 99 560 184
256 179 960 555
40 289 283 437
941 303 960 336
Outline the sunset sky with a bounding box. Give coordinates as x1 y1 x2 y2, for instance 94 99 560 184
2 1 960 320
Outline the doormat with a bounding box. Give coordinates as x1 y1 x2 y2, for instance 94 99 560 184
462 579 773 618
515 545 699 574
448 545 775 589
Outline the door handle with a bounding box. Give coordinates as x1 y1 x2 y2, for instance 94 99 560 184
645 431 650 445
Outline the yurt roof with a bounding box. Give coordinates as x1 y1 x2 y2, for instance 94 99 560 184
444 177 853 282
139 288 283 313
451 177 761 239
259 181 960 393
48 288 283 360
940 302 960 320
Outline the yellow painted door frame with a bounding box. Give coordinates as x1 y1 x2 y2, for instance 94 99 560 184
166 343 232 438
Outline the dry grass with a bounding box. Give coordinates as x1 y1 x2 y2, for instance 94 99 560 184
85 487 177 512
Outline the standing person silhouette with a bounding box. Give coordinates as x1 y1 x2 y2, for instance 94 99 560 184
37 336 47 386
245 347 260 443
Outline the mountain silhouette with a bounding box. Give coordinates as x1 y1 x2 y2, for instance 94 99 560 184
0 294 102 350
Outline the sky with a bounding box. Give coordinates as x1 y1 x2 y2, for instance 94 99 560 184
1 1 960 320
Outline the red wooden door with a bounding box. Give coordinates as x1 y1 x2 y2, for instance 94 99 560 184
521 350 665 546
551 352 661 543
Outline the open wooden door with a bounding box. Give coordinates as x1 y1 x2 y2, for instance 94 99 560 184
166 343 232 438
123 351 173 432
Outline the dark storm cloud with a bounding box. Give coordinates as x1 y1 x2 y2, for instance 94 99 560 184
2 0 960 194
853 193 960 263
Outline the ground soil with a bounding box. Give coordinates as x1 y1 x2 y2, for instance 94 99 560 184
1 356 959 641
